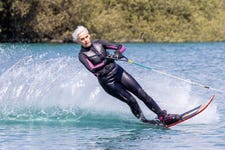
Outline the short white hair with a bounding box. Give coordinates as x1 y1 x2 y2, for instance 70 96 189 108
72 25 89 41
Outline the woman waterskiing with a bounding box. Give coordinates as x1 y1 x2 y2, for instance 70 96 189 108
72 25 180 125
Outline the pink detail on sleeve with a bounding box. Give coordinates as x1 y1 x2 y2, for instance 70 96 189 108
86 58 105 69
105 45 126 53
105 46 117 50
119 45 126 53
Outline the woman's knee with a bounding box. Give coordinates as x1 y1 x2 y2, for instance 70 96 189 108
126 96 138 105
138 88 148 100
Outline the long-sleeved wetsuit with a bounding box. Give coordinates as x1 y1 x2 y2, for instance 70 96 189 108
78 39 164 123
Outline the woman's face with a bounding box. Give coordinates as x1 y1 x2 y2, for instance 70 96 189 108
77 31 91 47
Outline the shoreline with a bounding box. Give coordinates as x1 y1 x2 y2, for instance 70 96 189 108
1 38 225 44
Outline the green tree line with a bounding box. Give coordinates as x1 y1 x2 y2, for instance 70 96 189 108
1 0 225 43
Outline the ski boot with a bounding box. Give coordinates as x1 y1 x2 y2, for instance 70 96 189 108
158 110 181 125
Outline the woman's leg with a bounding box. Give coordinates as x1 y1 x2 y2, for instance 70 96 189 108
120 71 163 116
120 71 181 125
99 81 149 123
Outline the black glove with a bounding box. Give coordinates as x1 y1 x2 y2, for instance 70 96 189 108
114 51 124 60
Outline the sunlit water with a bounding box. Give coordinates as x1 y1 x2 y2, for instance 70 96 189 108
0 42 225 149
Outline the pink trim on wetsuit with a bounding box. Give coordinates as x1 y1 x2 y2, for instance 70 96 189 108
105 45 126 53
118 45 126 53
86 58 105 69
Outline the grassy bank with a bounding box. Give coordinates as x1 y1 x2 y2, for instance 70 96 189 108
1 0 225 43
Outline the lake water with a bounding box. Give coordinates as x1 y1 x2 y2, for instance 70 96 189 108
0 42 225 149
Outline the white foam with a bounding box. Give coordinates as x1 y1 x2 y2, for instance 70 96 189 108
0 51 220 124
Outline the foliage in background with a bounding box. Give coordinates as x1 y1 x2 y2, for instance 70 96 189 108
0 0 225 42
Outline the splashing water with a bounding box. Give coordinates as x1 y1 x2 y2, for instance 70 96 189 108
1 43 225 150
0 43 220 125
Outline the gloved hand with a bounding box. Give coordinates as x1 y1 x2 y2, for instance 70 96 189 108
114 51 124 60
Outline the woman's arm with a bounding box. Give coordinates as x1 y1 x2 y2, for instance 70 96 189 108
98 40 126 53
79 53 105 74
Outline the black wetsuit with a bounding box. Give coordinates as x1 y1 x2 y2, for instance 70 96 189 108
78 40 163 123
